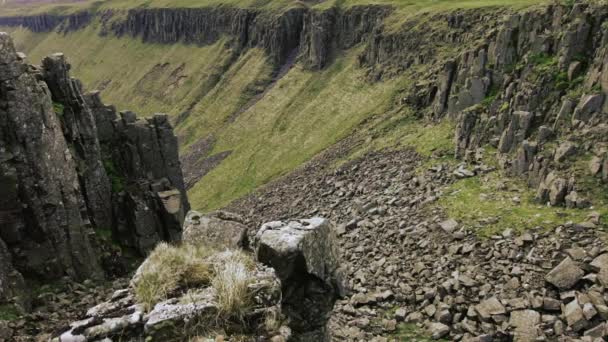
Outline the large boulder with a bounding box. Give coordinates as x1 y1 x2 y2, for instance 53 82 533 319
182 210 248 249
255 218 346 339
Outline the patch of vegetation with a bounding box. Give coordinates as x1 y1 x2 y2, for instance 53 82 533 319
481 84 500 108
133 243 215 312
391 323 448 341
53 101 64 116
591 84 603 94
102 159 125 194
529 53 557 67
438 170 593 237
0 304 20 321
133 243 259 322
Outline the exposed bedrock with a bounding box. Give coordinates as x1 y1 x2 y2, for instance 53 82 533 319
56 215 345 341
0 33 189 305
0 5 390 69
255 218 347 341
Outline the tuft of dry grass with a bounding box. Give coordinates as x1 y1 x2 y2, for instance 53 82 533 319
133 242 214 311
211 250 255 320
133 243 259 320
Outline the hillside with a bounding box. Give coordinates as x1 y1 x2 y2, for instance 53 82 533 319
0 0 553 212
1 0 608 340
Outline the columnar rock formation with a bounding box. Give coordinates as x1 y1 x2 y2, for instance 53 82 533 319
0 33 189 304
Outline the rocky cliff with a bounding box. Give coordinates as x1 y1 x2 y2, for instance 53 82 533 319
0 32 189 307
0 5 389 69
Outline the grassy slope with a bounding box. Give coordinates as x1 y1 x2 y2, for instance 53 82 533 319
7 26 234 117
6 0 596 236
1 21 403 211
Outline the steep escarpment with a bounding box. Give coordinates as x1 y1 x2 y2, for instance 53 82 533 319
0 11 91 33
0 33 188 308
0 4 390 68
387 3 608 210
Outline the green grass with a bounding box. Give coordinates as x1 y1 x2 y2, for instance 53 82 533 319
438 170 601 237
391 323 448 342
5 25 234 118
0 0 550 18
53 101 64 116
134 242 215 311
0 304 20 321
187 48 401 210
102 159 125 193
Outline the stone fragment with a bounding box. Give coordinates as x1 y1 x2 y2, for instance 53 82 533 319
182 210 248 249
554 141 577 163
509 310 540 342
256 218 346 334
475 297 506 320
564 299 588 332
439 219 459 233
545 258 584 290
428 322 450 339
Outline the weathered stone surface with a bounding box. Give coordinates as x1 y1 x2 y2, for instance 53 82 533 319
554 141 577 163
60 250 282 341
475 297 506 320
509 310 540 342
572 94 604 124
0 33 189 302
182 210 248 249
545 257 584 290
256 218 346 337
564 298 588 332
439 219 458 233
0 32 103 285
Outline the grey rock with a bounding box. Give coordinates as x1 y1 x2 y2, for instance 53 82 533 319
545 257 584 290
256 218 346 334
573 94 604 124
428 322 450 339
182 210 248 249
554 141 577 163
439 219 459 233
564 298 588 332
475 297 506 320
509 310 540 342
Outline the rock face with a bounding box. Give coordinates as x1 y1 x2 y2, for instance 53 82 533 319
255 218 346 340
0 33 188 303
0 5 389 69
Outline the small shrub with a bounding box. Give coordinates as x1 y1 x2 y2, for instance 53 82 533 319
53 102 64 116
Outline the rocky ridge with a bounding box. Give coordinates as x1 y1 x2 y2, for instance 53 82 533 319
54 215 345 342
0 32 189 312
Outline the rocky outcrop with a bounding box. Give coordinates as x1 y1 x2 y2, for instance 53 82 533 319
57 215 346 341
85 92 189 253
0 33 188 304
255 218 346 340
57 250 282 342
0 12 91 33
0 4 388 69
